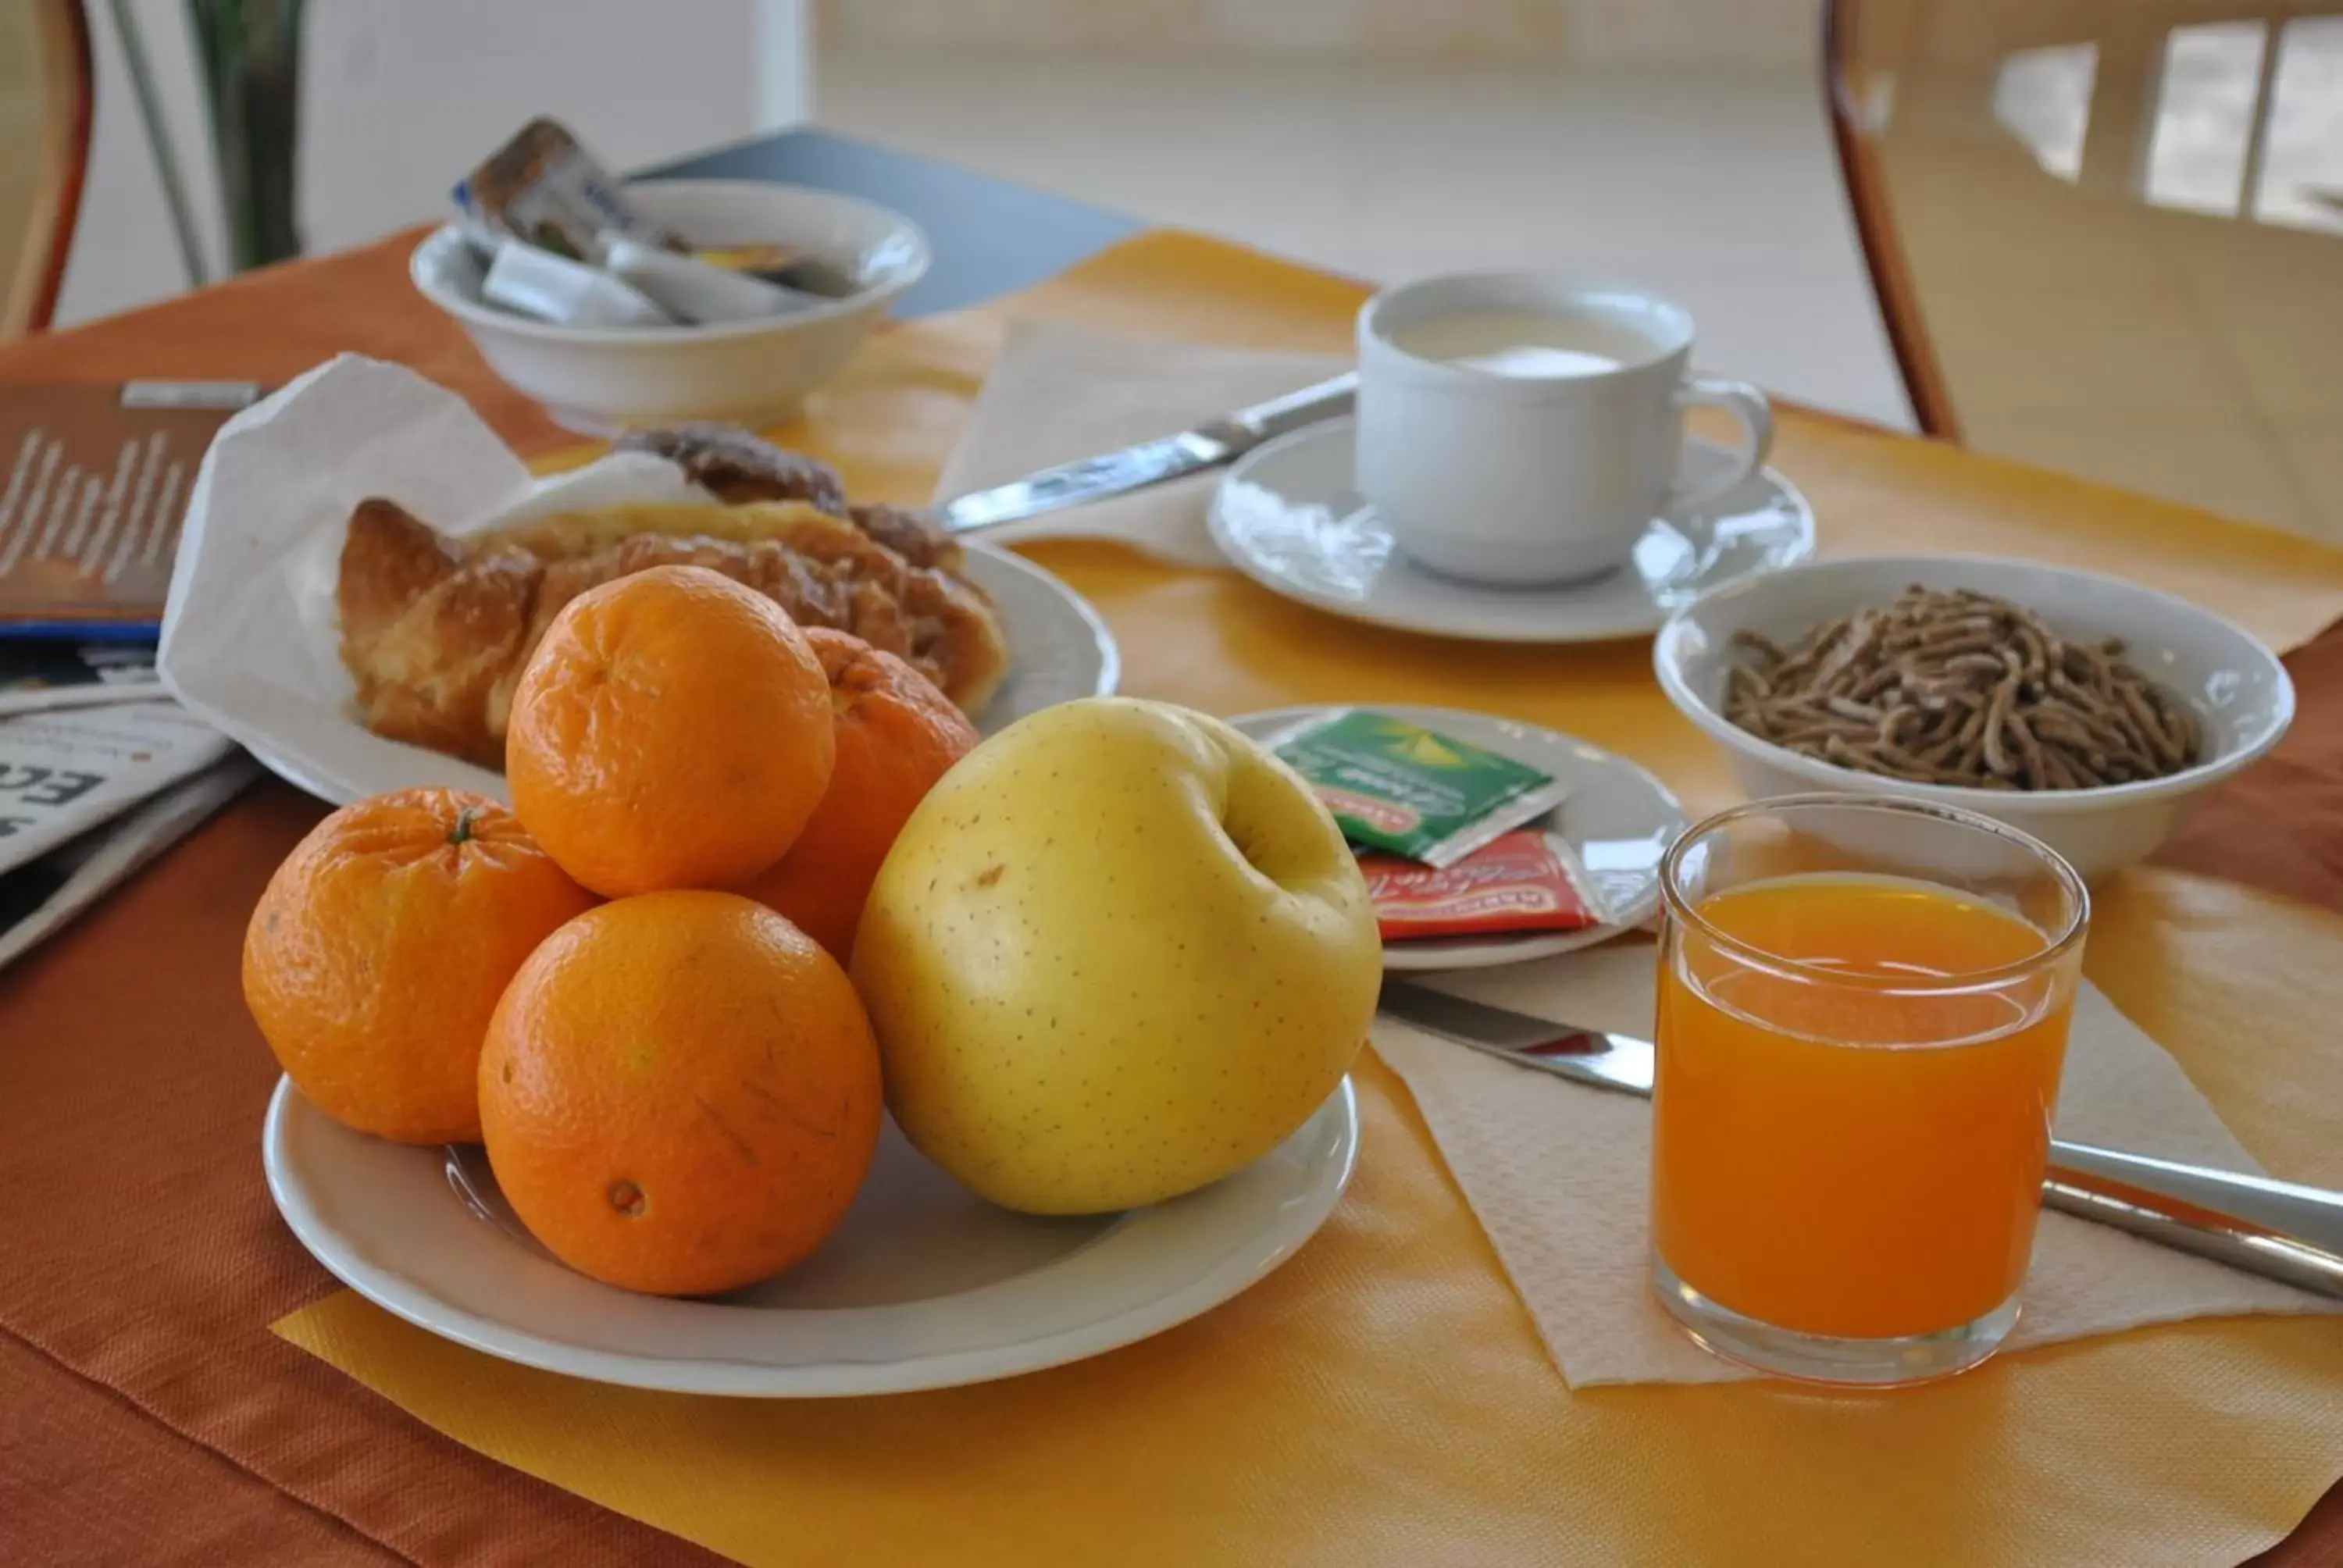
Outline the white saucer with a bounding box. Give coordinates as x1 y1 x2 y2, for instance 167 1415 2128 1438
1210 418 1814 643
1230 704 1685 971
263 1074 1357 1397
241 544 1118 808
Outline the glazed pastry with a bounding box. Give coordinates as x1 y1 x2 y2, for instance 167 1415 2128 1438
614 422 851 514
612 424 965 574
337 496 1007 769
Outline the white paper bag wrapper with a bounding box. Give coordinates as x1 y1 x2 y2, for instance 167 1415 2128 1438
156 355 701 805
156 355 1116 807
1374 941 2340 1389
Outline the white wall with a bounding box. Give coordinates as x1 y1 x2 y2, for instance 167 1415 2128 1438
57 0 810 326
819 0 1820 63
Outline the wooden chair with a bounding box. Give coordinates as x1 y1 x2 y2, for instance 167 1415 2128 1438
1823 0 1962 440
0 0 94 339
1823 0 2343 538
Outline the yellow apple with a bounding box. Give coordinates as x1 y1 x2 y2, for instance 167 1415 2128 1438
851 697 1381 1214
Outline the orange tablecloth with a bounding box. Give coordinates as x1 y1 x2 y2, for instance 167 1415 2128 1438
5 227 2343 1567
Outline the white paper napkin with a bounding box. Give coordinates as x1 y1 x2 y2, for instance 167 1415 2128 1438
1374 940 2338 1388
932 318 1347 568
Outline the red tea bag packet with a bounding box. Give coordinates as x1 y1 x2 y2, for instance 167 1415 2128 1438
1360 829 1605 943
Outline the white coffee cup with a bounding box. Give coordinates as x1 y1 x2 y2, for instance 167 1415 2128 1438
1356 272 1773 586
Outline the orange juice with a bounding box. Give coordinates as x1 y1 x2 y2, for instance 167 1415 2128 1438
1652 874 2074 1341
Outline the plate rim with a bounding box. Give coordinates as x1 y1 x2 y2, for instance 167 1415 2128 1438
1229 701 1685 971
262 1074 1358 1398
962 540 1125 715
1209 415 1816 645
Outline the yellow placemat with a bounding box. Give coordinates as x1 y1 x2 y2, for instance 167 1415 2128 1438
277 231 2343 1566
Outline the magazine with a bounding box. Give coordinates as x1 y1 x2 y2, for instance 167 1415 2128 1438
0 638 163 717
0 380 260 636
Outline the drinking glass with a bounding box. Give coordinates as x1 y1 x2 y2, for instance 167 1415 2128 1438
1651 794 2088 1386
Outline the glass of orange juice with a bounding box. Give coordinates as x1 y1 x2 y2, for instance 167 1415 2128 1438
1651 794 2088 1386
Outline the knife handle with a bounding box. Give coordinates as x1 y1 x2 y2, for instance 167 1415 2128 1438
2042 1140 2343 1299
1211 372 1357 451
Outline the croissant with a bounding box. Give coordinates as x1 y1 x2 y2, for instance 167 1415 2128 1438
336 496 1008 770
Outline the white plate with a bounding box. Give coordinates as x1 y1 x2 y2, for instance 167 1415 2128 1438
262 1074 1357 1397
1209 417 1814 643
1230 704 1685 971
244 544 1118 807
964 544 1123 732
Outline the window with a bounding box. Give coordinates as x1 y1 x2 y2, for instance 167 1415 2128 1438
1993 43 2097 181
2252 15 2343 233
2144 20 2268 216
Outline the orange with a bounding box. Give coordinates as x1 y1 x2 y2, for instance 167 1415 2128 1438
505 564 835 898
740 627 979 960
478 890 883 1295
242 788 597 1144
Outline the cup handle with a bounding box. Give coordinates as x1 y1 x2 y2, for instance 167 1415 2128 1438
1664 376 1774 515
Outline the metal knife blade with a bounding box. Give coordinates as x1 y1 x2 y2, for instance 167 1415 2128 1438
1375 978 2343 1299
936 371 1357 534
1376 979 1655 1098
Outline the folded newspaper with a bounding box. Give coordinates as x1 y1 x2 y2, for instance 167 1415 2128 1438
0 700 250 971
0 755 255 971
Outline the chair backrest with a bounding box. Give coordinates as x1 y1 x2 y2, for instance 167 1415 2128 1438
1825 0 1963 440
1824 0 2343 536
0 0 93 339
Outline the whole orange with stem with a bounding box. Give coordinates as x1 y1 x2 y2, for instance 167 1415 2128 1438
739 627 979 960
243 788 597 1144
479 890 883 1296
505 565 836 898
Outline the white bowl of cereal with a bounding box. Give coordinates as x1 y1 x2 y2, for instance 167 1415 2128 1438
1653 555 2294 882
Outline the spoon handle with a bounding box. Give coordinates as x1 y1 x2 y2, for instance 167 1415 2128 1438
2043 1141 2343 1299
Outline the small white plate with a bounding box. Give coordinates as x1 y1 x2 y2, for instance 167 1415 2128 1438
961 545 1123 732
244 544 1118 807
1210 417 1814 643
263 1074 1357 1397
1230 704 1685 971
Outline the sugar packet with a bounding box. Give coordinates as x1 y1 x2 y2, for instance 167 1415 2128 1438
1273 709 1568 868
1360 829 1608 942
455 116 673 261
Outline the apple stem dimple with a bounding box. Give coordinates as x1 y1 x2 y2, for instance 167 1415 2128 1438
1221 819 1267 876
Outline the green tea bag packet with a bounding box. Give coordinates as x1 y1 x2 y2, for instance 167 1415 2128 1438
1272 710 1570 868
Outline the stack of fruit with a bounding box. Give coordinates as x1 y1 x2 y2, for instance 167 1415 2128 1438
246 565 1382 1297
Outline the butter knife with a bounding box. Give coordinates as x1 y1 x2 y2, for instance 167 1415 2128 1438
936 372 1357 534
1378 978 2343 1300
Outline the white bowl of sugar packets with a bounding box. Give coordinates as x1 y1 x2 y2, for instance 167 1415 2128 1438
412 178 929 434
1653 554 2294 882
